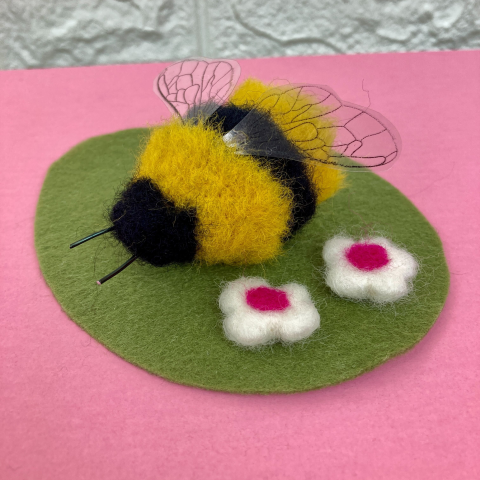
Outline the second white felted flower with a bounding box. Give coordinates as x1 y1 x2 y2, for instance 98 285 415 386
219 277 320 347
323 236 418 303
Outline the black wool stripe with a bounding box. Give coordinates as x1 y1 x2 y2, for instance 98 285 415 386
210 103 317 236
110 179 199 266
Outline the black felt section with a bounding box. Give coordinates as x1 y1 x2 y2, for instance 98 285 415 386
209 103 317 235
110 178 198 266
206 104 251 133
259 156 317 236
35 129 450 394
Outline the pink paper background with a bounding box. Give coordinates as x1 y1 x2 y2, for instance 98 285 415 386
1 51 479 479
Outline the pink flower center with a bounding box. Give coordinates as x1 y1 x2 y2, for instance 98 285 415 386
345 243 390 271
246 286 291 312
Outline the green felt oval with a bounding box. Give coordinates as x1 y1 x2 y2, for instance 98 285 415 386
35 129 449 394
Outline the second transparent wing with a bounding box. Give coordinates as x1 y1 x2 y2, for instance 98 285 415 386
155 57 241 120
223 84 401 170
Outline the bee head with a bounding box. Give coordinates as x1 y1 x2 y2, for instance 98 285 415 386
109 178 198 267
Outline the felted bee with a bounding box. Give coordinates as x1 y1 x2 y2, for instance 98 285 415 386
70 58 401 284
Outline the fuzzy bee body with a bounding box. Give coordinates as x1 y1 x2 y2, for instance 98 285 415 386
110 79 344 267
71 59 400 284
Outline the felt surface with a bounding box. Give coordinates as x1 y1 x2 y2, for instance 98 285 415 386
2 51 480 480
35 128 448 393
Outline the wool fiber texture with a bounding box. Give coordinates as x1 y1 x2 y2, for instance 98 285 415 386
135 118 292 265
219 277 320 347
35 129 450 394
110 178 198 266
210 103 319 236
130 78 345 267
230 78 346 204
323 236 419 303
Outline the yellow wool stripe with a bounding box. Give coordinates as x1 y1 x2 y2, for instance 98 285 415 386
134 119 292 265
229 78 345 204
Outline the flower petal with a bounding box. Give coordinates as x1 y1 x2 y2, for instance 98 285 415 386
322 235 418 303
277 284 320 342
223 311 274 347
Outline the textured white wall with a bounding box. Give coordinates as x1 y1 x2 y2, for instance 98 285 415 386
1 0 479 69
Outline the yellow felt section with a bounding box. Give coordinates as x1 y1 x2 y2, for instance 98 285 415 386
134 119 293 265
230 78 345 204
229 77 272 105
307 163 346 203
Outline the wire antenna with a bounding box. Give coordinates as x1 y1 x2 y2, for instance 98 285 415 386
97 255 138 285
70 226 114 249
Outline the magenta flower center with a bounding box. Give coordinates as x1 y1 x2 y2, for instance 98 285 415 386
246 286 291 312
346 243 390 271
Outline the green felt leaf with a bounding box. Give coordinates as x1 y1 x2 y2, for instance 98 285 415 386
35 129 449 394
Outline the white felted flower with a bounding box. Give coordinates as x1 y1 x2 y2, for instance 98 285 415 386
323 236 418 303
219 277 320 347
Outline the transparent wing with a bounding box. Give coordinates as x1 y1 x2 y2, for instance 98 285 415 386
154 57 241 120
223 84 401 170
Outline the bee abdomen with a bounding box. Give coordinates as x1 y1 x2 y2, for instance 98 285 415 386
258 156 317 236
110 178 198 267
212 103 317 237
